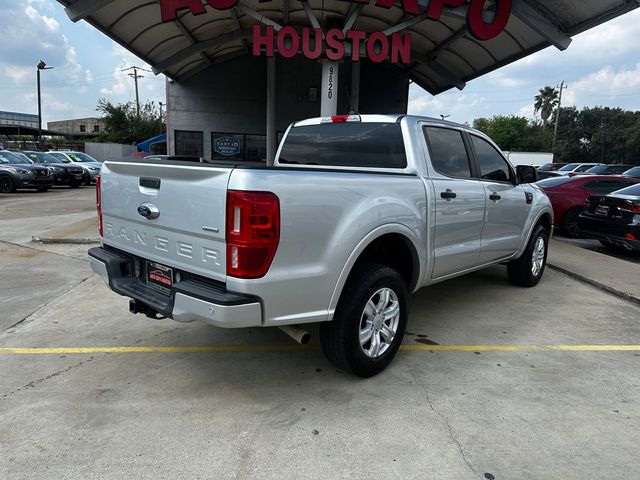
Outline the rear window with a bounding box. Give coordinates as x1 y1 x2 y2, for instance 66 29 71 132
610 183 640 196
536 177 574 188
279 123 407 168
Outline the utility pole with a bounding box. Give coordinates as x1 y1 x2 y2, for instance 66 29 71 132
552 81 568 153
122 66 150 117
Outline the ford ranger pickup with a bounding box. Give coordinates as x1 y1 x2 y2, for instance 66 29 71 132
88 114 553 377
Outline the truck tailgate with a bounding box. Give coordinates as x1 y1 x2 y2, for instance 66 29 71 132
100 160 230 282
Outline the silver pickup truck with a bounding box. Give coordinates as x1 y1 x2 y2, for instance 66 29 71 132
88 114 553 377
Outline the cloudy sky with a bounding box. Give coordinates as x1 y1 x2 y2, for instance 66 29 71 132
1 0 640 126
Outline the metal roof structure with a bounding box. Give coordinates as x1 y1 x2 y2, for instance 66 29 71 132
57 0 640 94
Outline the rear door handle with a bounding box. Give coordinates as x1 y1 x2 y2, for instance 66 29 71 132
489 193 501 201
441 189 457 200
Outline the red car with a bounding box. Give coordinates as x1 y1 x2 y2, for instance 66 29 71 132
537 175 640 236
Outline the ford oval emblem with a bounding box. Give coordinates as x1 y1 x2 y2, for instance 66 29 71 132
138 203 160 220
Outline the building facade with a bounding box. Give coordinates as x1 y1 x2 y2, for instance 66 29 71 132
48 117 105 135
0 111 39 129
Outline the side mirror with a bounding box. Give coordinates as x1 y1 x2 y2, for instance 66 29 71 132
516 165 538 184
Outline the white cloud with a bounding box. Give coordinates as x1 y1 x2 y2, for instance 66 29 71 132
24 4 59 32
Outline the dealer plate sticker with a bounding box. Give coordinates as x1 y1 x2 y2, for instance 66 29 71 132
147 261 173 291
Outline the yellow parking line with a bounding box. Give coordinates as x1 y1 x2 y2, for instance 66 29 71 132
1 345 639 355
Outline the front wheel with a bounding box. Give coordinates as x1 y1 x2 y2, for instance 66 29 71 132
507 225 549 287
0 175 15 193
320 263 408 377
69 181 81 189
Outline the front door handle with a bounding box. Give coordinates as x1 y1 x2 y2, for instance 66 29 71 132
489 193 502 201
441 189 457 200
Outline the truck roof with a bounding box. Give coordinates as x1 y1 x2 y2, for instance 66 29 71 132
293 114 475 131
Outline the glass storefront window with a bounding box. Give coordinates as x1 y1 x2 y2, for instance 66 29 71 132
175 130 203 157
211 132 267 163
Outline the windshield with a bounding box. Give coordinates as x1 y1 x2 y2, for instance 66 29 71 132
558 163 580 171
279 123 407 168
623 167 640 177
0 151 27 165
7 152 33 164
575 164 596 172
48 152 71 162
66 152 98 163
26 152 63 164
585 165 606 174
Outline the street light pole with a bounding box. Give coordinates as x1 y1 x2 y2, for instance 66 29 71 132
36 60 54 148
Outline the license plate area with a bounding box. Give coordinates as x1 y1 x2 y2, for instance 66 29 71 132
596 205 610 216
146 261 173 294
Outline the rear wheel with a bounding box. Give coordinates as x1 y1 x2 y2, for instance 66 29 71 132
560 208 582 237
0 175 15 193
320 263 408 377
507 225 549 287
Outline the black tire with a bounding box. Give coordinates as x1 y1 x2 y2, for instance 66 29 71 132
560 208 581 237
36 186 50 192
507 225 549 287
319 263 408 377
82 172 90 186
69 181 81 189
0 175 15 193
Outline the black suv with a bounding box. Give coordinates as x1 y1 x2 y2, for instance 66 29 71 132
0 150 53 193
22 151 85 188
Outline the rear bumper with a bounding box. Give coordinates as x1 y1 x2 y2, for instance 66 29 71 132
578 215 640 251
88 246 262 328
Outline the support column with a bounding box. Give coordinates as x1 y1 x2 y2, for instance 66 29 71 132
350 61 360 113
320 61 339 117
266 56 276 166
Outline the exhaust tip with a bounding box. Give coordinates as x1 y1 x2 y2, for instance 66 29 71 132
279 325 311 345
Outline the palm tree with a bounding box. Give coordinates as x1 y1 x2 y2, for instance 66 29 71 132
534 86 559 125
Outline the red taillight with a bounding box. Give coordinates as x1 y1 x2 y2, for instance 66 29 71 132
96 175 103 237
620 201 640 214
226 191 280 279
331 115 349 123
625 233 638 241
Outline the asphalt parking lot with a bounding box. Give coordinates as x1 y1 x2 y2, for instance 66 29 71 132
1 188 640 479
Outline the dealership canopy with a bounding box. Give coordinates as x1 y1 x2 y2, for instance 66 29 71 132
58 0 639 95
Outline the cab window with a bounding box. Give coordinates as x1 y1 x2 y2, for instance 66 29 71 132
471 135 513 183
424 127 472 178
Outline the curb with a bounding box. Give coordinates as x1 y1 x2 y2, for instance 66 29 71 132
31 236 100 245
548 263 640 307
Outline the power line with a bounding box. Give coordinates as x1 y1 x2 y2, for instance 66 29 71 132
121 66 151 117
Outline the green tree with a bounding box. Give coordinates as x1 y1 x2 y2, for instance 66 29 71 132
534 86 559 125
472 115 551 152
96 99 164 144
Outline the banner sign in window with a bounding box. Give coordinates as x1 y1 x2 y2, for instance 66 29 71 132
214 137 241 157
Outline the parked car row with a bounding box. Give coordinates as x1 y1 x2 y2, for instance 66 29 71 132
0 150 100 193
537 162 639 180
536 175 640 251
